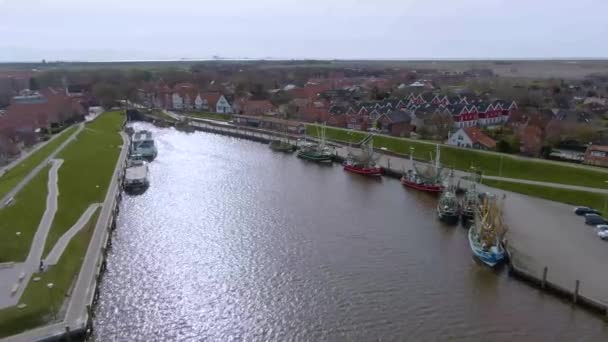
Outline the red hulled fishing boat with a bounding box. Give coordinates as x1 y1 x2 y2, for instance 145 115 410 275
400 144 445 193
343 133 383 177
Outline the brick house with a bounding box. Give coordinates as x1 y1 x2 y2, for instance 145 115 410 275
446 127 497 150
584 145 608 167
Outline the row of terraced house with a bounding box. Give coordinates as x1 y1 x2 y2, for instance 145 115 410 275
322 92 517 136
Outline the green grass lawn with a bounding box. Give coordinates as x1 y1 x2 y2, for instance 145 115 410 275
43 111 123 256
309 124 608 189
187 112 232 122
0 126 78 200
0 209 99 338
0 165 50 263
482 179 606 211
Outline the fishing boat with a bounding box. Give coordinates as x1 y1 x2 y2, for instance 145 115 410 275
297 125 334 162
461 179 479 224
400 144 445 193
131 130 158 161
269 139 297 153
468 194 508 267
343 134 383 176
437 172 460 225
269 116 298 153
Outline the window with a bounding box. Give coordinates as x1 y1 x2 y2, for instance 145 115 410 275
458 135 463 141
591 151 606 158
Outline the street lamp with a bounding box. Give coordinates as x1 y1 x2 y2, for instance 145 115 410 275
47 282 57 321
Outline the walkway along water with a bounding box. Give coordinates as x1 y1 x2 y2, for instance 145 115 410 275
146 115 608 318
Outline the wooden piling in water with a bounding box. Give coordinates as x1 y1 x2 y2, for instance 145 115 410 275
542 267 548 289
574 280 580 304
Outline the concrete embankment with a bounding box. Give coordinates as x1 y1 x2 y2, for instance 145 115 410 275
141 115 608 321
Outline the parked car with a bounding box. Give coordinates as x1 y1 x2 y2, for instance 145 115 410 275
574 206 601 216
584 214 608 225
595 224 608 233
598 230 608 240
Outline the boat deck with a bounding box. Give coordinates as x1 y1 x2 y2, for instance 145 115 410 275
125 165 147 181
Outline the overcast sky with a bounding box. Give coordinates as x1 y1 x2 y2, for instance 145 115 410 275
1 0 606 61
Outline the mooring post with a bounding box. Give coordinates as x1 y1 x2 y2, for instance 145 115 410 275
65 326 71 342
573 280 580 304
387 158 391 169
542 267 548 289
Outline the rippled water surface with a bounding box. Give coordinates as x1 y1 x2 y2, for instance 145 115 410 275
93 124 608 341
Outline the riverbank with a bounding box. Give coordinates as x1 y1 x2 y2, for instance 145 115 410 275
144 115 608 320
307 124 608 189
0 111 129 340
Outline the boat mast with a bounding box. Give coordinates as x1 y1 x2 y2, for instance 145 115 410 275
435 144 440 171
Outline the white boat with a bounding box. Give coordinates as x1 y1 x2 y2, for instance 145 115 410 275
124 155 150 193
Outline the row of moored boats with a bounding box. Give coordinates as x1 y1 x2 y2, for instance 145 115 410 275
123 129 157 194
270 128 508 268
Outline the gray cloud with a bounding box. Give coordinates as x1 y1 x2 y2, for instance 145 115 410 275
0 0 606 61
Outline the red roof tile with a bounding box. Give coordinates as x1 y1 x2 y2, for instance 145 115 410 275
464 127 496 149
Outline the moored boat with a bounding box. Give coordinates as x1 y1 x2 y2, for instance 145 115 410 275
343 134 383 177
131 130 158 161
297 125 334 163
468 193 507 267
437 176 460 225
400 144 445 193
269 140 297 153
123 154 150 194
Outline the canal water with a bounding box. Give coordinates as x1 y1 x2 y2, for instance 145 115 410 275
93 123 608 341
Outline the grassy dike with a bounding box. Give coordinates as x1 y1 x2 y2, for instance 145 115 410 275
0 165 51 262
0 111 124 337
0 210 99 337
308 124 608 189
0 126 78 199
482 179 606 211
43 111 124 255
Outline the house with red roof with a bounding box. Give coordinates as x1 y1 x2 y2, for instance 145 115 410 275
241 99 275 116
447 127 497 151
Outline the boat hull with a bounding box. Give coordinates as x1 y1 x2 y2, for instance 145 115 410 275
438 211 460 225
468 228 505 267
297 152 334 163
400 178 443 193
343 164 383 176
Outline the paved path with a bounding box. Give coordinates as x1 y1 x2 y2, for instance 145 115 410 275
0 127 75 177
0 124 83 209
44 204 101 266
0 159 63 309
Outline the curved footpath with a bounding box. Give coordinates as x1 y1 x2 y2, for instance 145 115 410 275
44 204 101 266
0 124 83 209
0 159 63 309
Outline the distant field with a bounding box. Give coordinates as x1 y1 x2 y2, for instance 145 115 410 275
309 124 608 188
3 59 608 79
